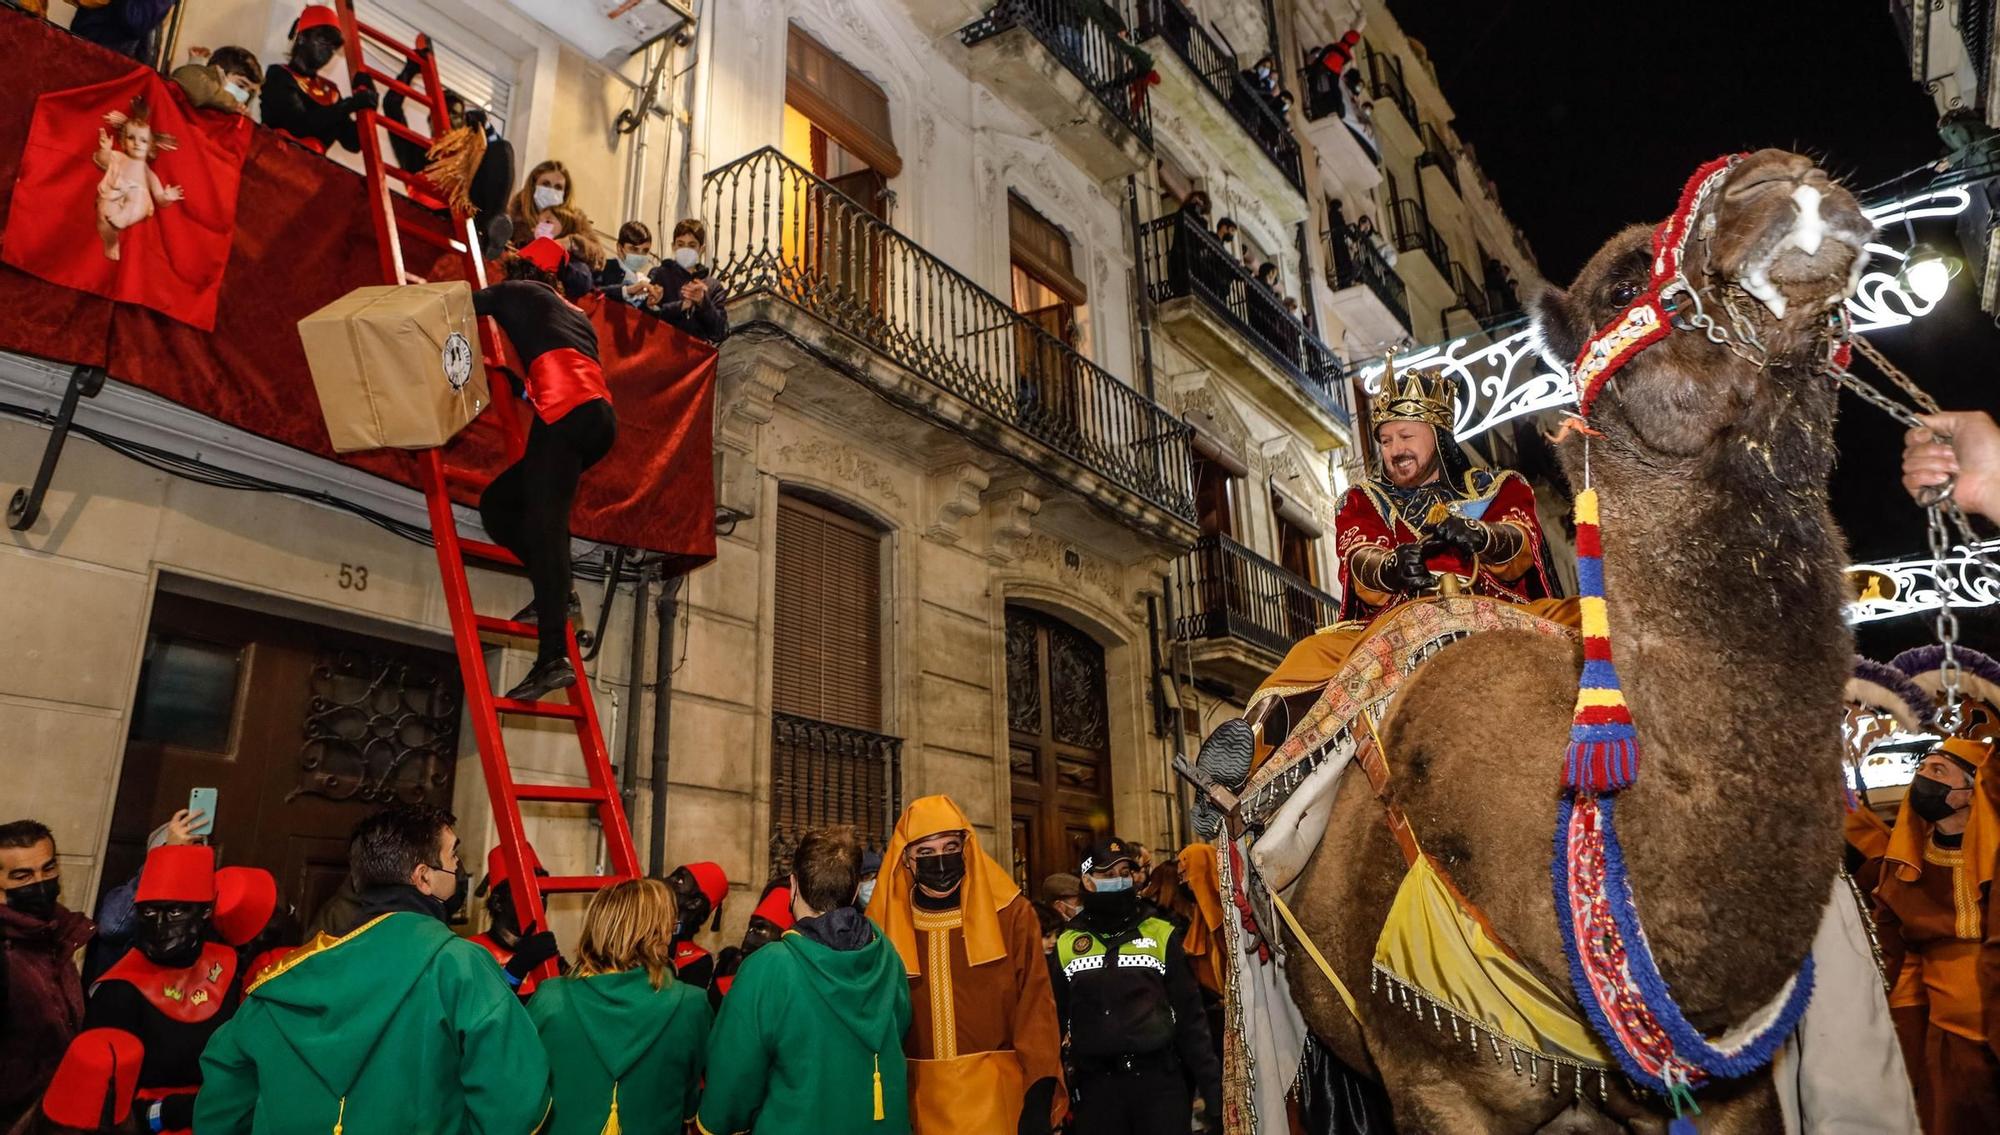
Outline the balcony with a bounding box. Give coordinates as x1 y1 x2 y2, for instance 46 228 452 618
1133 0 1306 216
961 0 1153 181
1169 533 1340 689
769 712 901 875
1299 66 1382 199
1138 210 1352 448
1363 49 1420 153
1324 221 1410 349
1444 260 1490 337
1385 197 1450 301
703 148 1196 538
1418 121 1461 197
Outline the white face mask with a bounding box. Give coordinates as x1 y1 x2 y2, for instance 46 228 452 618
223 79 252 105
533 184 564 211
673 246 700 270
856 879 876 907
620 252 655 274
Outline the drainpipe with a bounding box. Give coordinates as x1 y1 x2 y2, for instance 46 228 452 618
620 566 652 829
1153 581 1192 848
1125 174 1158 400
684 0 717 219
647 574 684 876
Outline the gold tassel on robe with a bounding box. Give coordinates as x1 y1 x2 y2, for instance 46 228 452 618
599 1081 621 1135
872 1054 884 1121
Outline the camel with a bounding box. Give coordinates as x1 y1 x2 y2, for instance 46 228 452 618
1273 150 1876 1133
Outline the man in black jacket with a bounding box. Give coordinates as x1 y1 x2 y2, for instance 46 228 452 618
1054 836 1221 1135
638 218 728 343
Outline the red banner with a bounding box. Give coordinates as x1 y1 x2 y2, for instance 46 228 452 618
1 68 251 330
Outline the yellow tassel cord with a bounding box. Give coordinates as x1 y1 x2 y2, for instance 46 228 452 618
599 1081 620 1135
872 1054 884 1121
332 1096 346 1135
420 124 487 216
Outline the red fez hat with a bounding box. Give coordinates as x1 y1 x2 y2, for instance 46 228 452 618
293 5 341 35
481 841 544 894
683 861 728 908
135 845 215 905
42 1029 143 1129
518 237 569 274
751 885 795 931
213 867 278 946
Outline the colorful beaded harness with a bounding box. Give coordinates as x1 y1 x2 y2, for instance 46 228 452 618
1554 155 1821 1131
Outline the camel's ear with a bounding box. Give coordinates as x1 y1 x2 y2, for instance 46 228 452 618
1528 285 1581 376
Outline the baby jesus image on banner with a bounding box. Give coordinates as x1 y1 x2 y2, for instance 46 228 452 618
95 96 183 260
2 68 250 330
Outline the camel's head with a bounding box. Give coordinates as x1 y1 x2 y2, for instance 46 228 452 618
1533 149 1872 463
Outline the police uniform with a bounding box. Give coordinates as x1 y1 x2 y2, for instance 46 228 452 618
1054 837 1221 1135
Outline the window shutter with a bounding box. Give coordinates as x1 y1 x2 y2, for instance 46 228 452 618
353 1 516 134
1008 194 1087 306
786 25 902 178
773 496 882 730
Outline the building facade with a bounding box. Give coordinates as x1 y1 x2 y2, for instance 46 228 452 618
7 0 1544 946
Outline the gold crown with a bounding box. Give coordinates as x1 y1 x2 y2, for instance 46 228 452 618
1369 367 1455 431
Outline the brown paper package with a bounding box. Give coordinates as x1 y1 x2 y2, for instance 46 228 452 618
298 280 491 453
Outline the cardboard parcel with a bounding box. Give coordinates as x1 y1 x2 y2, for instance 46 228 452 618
298 281 491 452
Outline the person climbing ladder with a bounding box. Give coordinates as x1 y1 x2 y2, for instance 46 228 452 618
473 236 616 702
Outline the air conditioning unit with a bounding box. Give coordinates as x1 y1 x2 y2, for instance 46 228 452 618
498 0 696 64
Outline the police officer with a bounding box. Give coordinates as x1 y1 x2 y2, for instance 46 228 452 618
1054 836 1221 1135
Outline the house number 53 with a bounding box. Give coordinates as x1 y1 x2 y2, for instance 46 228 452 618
338 563 369 591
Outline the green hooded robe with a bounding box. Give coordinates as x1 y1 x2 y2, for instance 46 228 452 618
194 911 551 1135
527 967 712 1135
695 926 911 1135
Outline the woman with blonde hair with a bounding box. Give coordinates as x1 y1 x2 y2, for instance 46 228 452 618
507 158 591 246
527 877 712 1135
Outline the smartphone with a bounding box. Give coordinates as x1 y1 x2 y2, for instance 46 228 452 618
187 787 218 838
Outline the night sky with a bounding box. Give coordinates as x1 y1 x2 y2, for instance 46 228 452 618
1391 0 2000 657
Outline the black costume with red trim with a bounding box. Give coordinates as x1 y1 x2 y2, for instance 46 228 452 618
82 941 240 1132
467 931 541 998
672 938 714 990
260 65 358 155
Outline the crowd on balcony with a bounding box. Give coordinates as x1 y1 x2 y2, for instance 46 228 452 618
2 794 1230 1135
1300 27 1377 161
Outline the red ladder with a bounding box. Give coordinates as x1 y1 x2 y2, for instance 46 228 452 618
331 2 641 947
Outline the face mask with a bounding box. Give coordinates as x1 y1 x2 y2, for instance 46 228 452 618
856 879 876 907
533 185 565 211
4 878 60 919
1256 65 1271 78
134 903 207 967
533 220 558 241
1907 774 1964 824
1090 874 1135 893
741 922 781 955
621 252 655 274
1081 887 1138 923
673 246 700 270
224 79 252 106
912 851 966 894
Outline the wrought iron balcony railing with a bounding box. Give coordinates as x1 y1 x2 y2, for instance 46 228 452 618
962 0 1155 146
1448 260 1491 321
1170 533 1341 656
1364 48 1418 128
1133 0 1304 191
1328 221 1411 334
770 712 902 873
1138 209 1350 426
1418 122 1460 195
703 148 1195 522
1386 197 1449 273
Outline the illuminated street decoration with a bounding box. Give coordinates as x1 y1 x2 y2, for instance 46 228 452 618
1356 187 1977 444
1847 538 2000 624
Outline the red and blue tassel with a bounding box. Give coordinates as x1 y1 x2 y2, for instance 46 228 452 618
1565 489 1641 792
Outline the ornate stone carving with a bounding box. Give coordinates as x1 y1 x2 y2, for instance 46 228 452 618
716 346 792 444
926 462 992 545
1265 437 1334 513
1014 534 1119 603
983 483 1043 565
776 438 908 510
1175 381 1251 461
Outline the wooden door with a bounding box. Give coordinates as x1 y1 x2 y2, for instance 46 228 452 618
1006 606 1112 892
108 593 461 918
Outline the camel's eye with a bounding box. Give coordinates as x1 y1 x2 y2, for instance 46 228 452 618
1610 282 1642 306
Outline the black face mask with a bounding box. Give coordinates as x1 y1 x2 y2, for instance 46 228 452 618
134 902 209 967
1080 891 1144 927
668 870 710 939
1908 774 1965 824
4 878 60 919
292 28 340 74
912 852 966 895
741 919 781 956
487 882 522 944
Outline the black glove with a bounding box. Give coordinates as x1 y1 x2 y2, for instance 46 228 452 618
1435 516 1491 557
159 1092 198 1130
1386 542 1433 591
1016 1076 1058 1135
342 87 379 113
503 924 560 982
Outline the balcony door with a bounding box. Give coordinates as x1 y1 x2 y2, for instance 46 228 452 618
1276 504 1324 641
1009 194 1088 444
783 26 899 320
1006 606 1112 893
771 494 895 869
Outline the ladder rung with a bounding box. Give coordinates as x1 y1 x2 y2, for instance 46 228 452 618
494 696 584 720
375 114 434 151
358 67 427 106
354 19 422 62
540 874 631 894
401 223 462 252
459 538 522 566
512 783 613 804
473 613 536 638
380 161 425 187
443 463 489 492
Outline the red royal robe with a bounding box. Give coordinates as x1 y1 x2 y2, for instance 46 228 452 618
1334 468 1551 621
